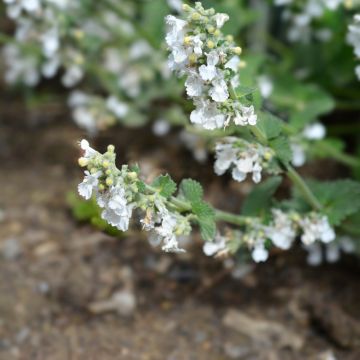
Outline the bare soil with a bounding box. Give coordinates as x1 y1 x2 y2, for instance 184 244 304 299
0 102 360 360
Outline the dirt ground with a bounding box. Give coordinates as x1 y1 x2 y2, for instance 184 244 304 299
1 101 360 360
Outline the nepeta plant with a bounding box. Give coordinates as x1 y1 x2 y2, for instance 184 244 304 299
76 2 360 264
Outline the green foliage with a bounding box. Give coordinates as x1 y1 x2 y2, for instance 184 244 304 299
192 200 216 241
257 112 283 140
292 180 360 226
242 176 282 216
179 179 204 202
67 192 121 236
152 174 177 198
178 179 216 241
269 136 293 166
270 75 335 130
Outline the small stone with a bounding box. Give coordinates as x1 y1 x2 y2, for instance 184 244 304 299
1 238 21 260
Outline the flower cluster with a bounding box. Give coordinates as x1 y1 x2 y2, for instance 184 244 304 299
275 0 344 43
347 14 360 80
214 137 275 184
165 2 257 130
290 122 326 167
78 140 191 253
204 209 335 263
305 236 355 266
68 91 129 134
1 0 183 132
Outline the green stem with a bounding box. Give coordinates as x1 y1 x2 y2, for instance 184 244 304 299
214 210 249 226
145 183 251 227
286 166 322 210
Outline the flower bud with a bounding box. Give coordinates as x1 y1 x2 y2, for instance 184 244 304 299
214 29 220 37
191 12 201 21
207 40 215 49
107 144 115 153
78 157 89 167
98 183 105 191
128 172 138 180
207 25 215 34
183 36 192 45
105 177 113 186
102 160 110 168
182 4 191 12
232 46 242 55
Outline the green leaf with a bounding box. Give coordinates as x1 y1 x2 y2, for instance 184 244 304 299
269 136 293 165
308 180 360 226
192 200 216 241
152 174 177 198
242 177 282 216
179 179 203 202
271 75 334 130
257 112 283 140
234 85 258 99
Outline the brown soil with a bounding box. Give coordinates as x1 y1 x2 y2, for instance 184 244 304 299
0 102 360 360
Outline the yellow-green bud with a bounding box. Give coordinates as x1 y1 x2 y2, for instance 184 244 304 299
182 4 191 11
232 46 242 55
207 25 215 34
183 36 192 45
105 169 111 175
74 54 84 65
102 160 110 168
73 29 84 40
191 12 201 21
207 40 215 49
226 35 234 42
90 167 97 174
214 29 220 37
264 151 273 161
78 157 88 167
107 144 115 153
189 53 197 64
128 172 138 180
98 184 105 191
239 60 247 68
105 177 113 186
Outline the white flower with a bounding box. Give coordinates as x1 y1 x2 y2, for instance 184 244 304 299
199 51 219 81
303 122 326 140
213 13 229 28
203 234 226 256
209 78 229 102
106 96 129 118
258 75 273 99
100 187 133 232
152 119 171 137
252 244 268 263
266 209 296 250
185 73 204 97
165 15 186 48
41 56 60 78
291 143 306 167
41 28 60 58
73 107 97 134
78 171 100 200
190 100 225 129
225 56 240 72
234 106 257 126
80 139 97 158
167 0 182 12
62 65 84 88
155 213 185 253
300 214 335 245
214 143 237 175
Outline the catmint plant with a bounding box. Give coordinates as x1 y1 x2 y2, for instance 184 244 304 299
74 2 360 266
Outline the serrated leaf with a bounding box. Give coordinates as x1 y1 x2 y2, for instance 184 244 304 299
269 136 293 165
192 200 216 241
179 179 203 202
257 112 283 140
308 180 360 225
242 177 282 216
152 174 177 198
